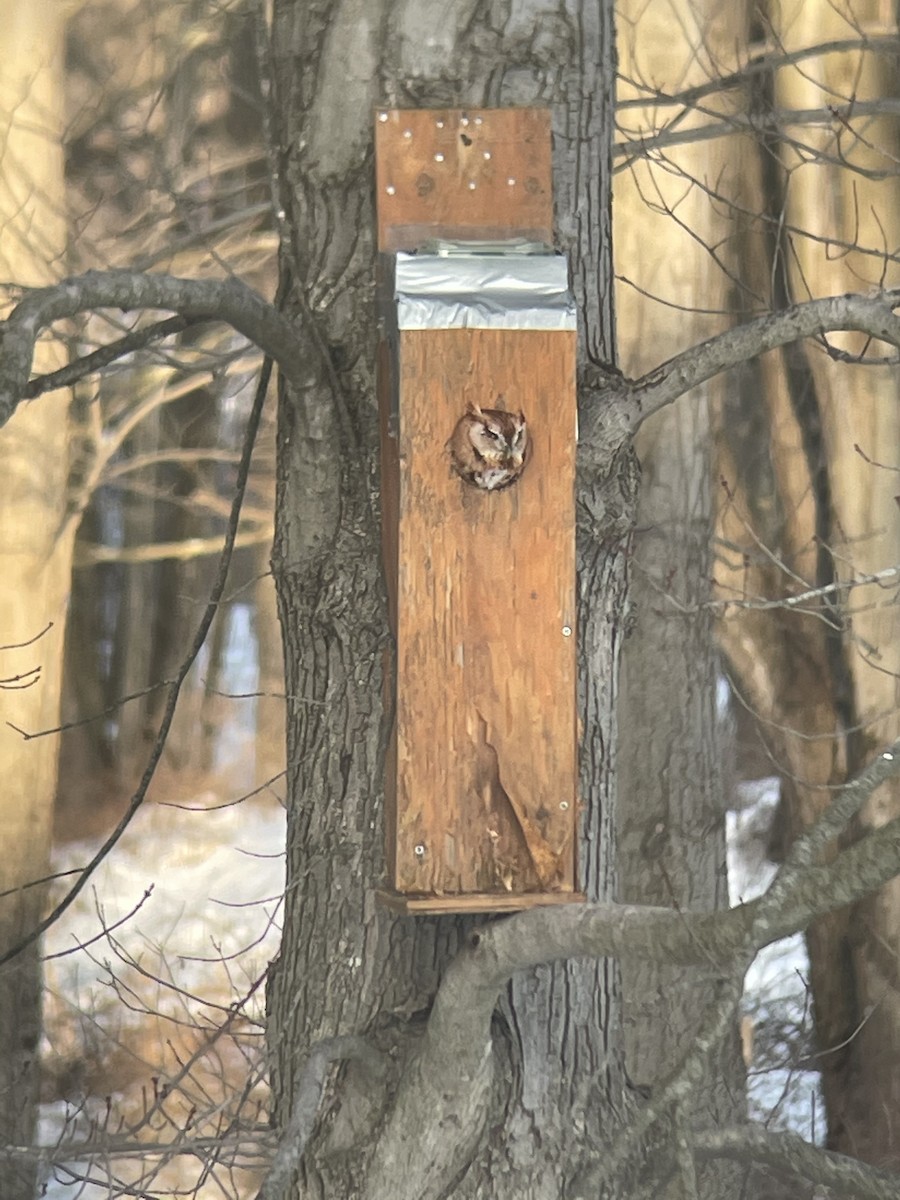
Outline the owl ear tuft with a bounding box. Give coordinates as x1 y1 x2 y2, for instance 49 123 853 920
517 410 526 424
466 401 485 419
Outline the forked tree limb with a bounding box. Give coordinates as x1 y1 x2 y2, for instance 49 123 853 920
578 289 900 462
358 737 900 1199
23 315 193 397
0 270 305 425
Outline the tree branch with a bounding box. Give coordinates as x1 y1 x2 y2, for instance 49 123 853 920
359 737 900 1197
614 99 900 173
73 525 273 566
0 270 305 425
22 315 194 397
694 1125 900 1200
0 352 274 968
579 291 900 442
616 35 900 116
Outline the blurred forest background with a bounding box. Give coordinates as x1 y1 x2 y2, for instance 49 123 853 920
2 2 284 1195
3 0 900 1196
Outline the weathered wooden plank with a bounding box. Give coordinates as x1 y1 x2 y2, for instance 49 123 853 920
375 107 553 251
375 889 586 915
389 327 578 897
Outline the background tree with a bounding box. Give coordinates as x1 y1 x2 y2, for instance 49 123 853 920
0 6 74 1197
60 0 281 808
1 2 284 1193
706 3 900 1163
615 0 747 1151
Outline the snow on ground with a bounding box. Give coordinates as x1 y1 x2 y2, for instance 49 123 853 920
728 780 824 1137
39 793 285 1198
45 793 285 1007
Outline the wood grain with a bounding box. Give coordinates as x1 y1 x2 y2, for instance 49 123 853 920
375 107 553 251
375 889 586 915
385 327 579 898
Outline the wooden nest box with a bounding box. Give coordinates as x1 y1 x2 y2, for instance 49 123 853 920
375 107 582 914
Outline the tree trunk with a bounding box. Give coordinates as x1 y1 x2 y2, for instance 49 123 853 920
264 2 633 1196
772 5 900 1165
718 1 900 1166
0 3 74 1195
614 6 747 1194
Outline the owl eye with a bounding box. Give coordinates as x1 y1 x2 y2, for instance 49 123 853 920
481 426 500 440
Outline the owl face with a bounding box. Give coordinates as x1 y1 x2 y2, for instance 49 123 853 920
448 402 530 491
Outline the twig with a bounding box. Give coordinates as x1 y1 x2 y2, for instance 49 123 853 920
23 316 194 397
0 270 304 426
580 291 900 445
0 349 274 968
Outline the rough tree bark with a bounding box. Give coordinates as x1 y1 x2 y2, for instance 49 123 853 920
263 1 629 1197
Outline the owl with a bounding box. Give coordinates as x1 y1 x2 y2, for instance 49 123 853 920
447 401 530 491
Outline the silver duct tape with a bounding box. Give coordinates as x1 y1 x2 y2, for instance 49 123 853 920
393 251 576 331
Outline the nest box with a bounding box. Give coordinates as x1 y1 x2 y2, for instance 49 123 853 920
375 108 583 914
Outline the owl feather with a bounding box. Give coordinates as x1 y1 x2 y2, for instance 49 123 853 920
447 401 530 491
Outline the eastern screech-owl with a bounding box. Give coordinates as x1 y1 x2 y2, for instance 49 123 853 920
447 401 530 491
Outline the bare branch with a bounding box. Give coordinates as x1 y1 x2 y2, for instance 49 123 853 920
358 737 900 1197
74 525 273 566
612 290 900 433
707 564 900 615
0 270 304 425
0 622 53 651
616 35 900 116
615 99 900 171
694 1125 900 1200
0 351 274 968
22 315 194 397
101 447 243 480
